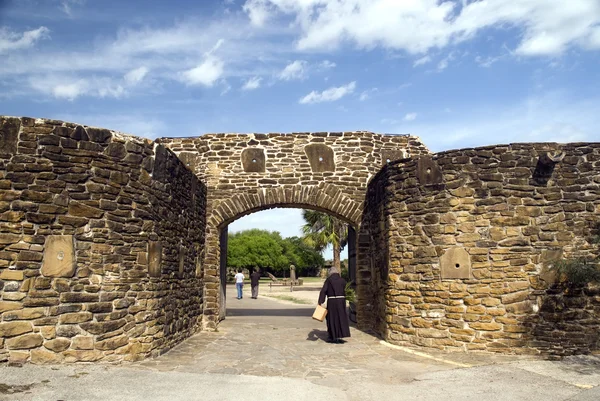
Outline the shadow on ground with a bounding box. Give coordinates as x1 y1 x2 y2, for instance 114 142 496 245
227 307 314 317
306 329 329 342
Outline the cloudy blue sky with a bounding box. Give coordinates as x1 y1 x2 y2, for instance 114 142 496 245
2 0 600 258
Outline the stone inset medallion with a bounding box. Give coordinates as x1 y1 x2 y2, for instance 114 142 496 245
0 117 20 157
241 148 265 172
148 241 162 277
440 247 471 279
381 149 407 166
41 235 75 278
304 144 335 172
416 155 443 186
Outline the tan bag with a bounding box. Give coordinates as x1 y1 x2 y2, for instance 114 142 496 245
312 304 328 322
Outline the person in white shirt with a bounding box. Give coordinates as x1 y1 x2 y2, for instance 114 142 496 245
234 270 245 299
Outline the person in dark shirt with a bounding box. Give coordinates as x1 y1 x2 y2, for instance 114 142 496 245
318 267 351 343
250 268 261 299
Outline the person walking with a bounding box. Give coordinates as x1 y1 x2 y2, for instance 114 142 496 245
250 268 261 299
234 269 245 300
318 267 351 343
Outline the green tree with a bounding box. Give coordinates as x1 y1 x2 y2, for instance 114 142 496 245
282 236 325 276
227 229 325 276
301 210 348 271
227 229 287 271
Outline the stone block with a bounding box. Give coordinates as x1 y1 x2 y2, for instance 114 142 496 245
68 201 104 218
96 335 129 350
31 348 64 364
85 127 112 143
0 270 24 280
63 349 103 362
59 312 93 324
2 307 45 321
6 333 44 349
39 326 56 340
8 350 29 365
56 325 82 338
41 235 75 278
0 321 32 337
72 336 94 350
80 319 127 335
440 247 471 279
0 301 23 313
59 292 99 303
0 233 22 245
44 337 71 352
0 117 20 157
104 142 127 158
469 322 502 331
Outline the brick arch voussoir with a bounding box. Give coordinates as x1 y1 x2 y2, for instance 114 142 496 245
211 185 362 229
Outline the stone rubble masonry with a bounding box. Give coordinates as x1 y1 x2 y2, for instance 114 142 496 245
357 143 600 357
0 116 206 365
2 114 599 363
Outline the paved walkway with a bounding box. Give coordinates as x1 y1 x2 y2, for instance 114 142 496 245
2 286 600 400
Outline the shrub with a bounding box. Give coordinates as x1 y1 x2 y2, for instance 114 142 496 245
551 257 600 289
345 282 356 304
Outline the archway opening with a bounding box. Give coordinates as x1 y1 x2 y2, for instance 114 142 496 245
218 206 356 323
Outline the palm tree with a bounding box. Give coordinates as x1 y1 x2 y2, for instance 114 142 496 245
301 210 348 271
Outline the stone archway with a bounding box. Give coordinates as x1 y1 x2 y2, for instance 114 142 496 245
158 132 430 332
201 184 362 329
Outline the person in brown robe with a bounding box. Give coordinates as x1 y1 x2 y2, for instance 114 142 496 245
318 268 351 343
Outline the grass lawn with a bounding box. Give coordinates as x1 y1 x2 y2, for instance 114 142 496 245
299 277 324 283
236 276 324 284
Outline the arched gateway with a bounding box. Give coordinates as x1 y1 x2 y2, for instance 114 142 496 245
1 116 599 365
159 132 430 328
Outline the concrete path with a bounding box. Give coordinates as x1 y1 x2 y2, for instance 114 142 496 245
2 286 600 400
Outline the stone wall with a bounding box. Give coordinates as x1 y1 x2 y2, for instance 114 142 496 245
358 143 600 356
0 117 206 365
160 132 429 327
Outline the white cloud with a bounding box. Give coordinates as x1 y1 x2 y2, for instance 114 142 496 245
0 27 50 54
475 54 505 68
182 55 224 86
124 66 149 85
436 52 456 71
437 59 449 71
413 55 432 67
299 81 356 104
359 87 378 101
319 60 336 69
29 76 125 101
403 112 417 121
52 81 88 100
0 17 282 101
279 60 307 80
278 59 336 81
61 0 85 17
243 0 273 27
220 81 232 96
242 76 262 90
242 0 600 56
